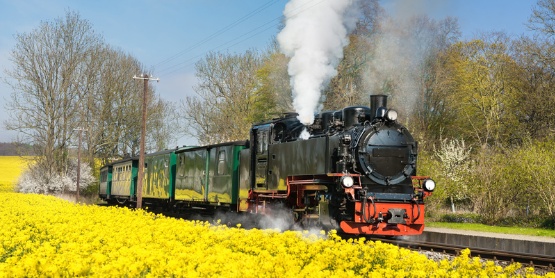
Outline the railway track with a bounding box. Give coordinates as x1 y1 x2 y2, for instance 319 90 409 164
368 236 555 272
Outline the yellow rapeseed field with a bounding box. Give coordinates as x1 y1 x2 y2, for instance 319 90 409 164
0 156 32 192
0 192 552 277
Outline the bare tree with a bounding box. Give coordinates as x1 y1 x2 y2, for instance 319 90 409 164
3 10 173 190
323 0 382 110
323 34 372 110
148 98 178 151
4 11 103 179
91 47 143 159
529 0 555 38
180 50 267 145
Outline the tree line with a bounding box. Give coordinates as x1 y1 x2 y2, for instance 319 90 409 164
4 1 555 227
0 143 34 156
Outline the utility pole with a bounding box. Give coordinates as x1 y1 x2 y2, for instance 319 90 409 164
132 74 159 209
73 127 86 203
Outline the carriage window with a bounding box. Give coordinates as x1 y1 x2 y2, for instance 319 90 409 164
115 167 120 181
217 150 227 175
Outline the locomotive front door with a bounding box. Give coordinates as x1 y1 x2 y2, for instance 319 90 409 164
253 124 270 190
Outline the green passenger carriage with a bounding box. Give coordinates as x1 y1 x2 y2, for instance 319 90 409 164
142 150 176 205
99 141 247 211
109 157 138 204
174 141 246 210
99 165 112 200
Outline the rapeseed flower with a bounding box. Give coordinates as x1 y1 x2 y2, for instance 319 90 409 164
0 192 553 277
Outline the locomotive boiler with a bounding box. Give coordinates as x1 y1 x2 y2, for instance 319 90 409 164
239 95 435 236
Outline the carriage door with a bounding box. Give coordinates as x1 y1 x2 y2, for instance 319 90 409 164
253 124 270 189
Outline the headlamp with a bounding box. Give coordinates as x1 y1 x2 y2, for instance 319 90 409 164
386 109 398 121
423 179 436 192
341 176 354 188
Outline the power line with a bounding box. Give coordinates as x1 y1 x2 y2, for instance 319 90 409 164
154 0 281 69
156 0 326 76
159 22 280 76
157 11 282 75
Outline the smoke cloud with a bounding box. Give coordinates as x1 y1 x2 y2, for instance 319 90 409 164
277 0 360 126
363 0 457 122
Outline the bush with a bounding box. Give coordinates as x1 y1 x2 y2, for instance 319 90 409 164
416 150 446 213
541 217 555 230
17 158 95 195
494 216 542 228
439 212 482 223
82 181 99 197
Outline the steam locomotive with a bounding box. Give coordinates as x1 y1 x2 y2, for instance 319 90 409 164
99 95 435 236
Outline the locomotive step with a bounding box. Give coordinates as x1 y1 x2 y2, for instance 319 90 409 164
256 194 288 199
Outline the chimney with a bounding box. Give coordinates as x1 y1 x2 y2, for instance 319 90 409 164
369 95 388 121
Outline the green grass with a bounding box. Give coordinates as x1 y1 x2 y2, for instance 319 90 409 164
427 222 555 238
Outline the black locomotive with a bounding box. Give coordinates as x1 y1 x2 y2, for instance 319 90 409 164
100 95 435 236
240 94 434 235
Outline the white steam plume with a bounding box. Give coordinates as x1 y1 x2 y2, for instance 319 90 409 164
277 0 360 126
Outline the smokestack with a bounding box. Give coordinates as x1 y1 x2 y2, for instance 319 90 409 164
370 95 388 120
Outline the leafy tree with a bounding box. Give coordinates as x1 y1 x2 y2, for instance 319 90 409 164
414 149 444 214
469 148 519 224
440 34 523 148
251 46 292 120
511 37 555 140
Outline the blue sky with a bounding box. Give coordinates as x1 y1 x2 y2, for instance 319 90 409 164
0 0 538 146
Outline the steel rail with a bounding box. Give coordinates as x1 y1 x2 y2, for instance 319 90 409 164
362 235 555 272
